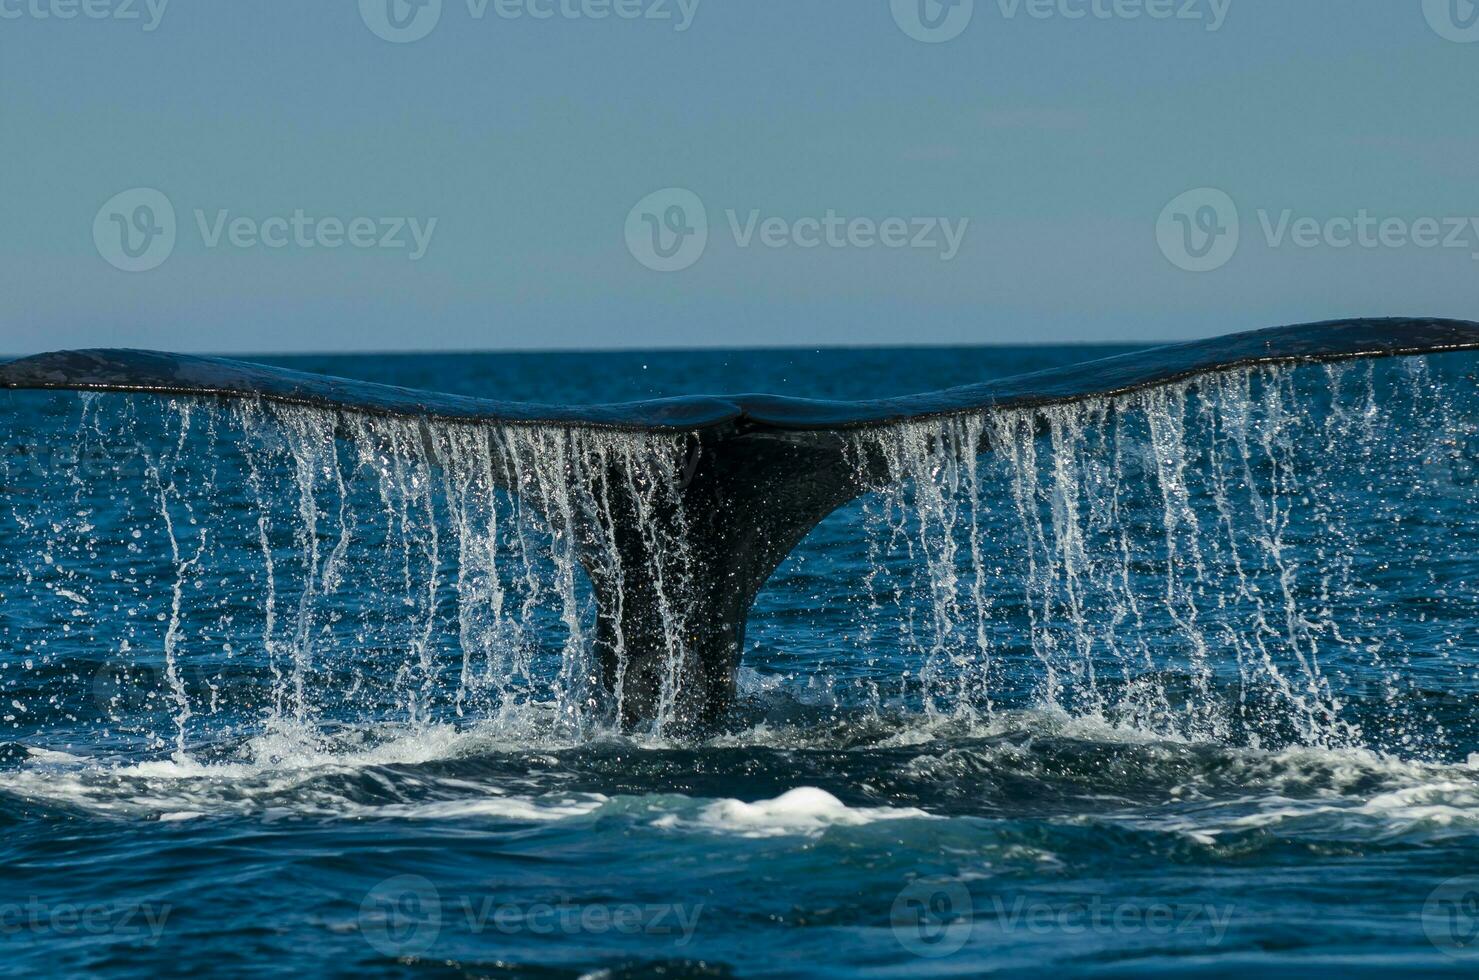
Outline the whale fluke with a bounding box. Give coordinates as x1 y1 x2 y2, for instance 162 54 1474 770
5 317 1478 733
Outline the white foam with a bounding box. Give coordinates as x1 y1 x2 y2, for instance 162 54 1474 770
653 787 934 839
366 795 607 822
0 720 598 821
1354 779 1479 831
25 747 86 764
1084 743 1479 843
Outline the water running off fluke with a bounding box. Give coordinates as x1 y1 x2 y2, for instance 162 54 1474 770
2 318 1477 748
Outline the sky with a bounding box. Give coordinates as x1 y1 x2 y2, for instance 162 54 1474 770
2 0 1478 353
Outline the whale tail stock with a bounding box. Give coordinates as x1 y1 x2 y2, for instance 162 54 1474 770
5 317 1478 734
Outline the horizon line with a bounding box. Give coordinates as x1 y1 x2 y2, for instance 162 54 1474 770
3 339 1157 361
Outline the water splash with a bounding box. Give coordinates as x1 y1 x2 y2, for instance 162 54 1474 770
2 354 1475 760
836 357 1476 752
2 399 707 752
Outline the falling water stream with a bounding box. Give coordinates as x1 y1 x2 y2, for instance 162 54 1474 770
1 349 1477 976
2 358 1475 757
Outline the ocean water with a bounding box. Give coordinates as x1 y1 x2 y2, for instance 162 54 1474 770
2 344 1479 978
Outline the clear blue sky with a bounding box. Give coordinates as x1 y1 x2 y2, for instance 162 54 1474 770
3 1 1477 352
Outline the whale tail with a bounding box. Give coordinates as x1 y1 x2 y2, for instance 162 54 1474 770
5 317 1479 733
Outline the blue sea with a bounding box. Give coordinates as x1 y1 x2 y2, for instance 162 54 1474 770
3 344 1479 978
